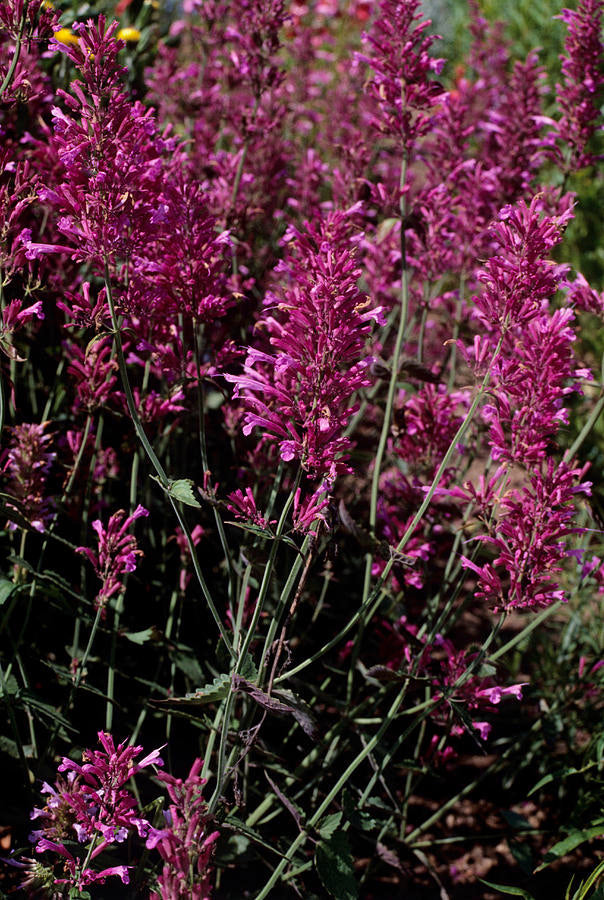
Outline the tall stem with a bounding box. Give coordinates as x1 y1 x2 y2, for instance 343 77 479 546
103 262 234 657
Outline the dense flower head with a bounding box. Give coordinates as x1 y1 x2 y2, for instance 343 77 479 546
29 732 163 892
481 51 549 203
3 422 54 532
358 0 445 149
65 337 118 413
483 306 580 466
40 17 167 271
128 158 232 324
473 195 572 332
147 757 219 899
555 0 604 169
226 208 383 478
462 460 591 611
77 504 148 611
225 0 287 99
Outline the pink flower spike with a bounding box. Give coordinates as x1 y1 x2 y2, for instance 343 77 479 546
77 507 148 611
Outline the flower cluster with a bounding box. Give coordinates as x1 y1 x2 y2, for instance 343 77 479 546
227 208 383 479
77 504 148 611
147 758 219 899
554 0 604 170
3 422 54 532
359 0 445 149
462 461 591 611
29 732 163 892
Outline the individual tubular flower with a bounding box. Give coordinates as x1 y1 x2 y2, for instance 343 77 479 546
29 733 162 892
358 0 445 149
555 0 604 170
77 504 148 611
226 209 383 478
461 460 591 611
146 757 219 900
3 422 54 532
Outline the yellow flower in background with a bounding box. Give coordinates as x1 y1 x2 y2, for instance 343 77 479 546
53 27 79 46
117 27 141 43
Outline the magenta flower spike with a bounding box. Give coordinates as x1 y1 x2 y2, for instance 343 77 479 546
226 209 383 478
29 733 163 892
555 0 604 170
359 0 445 150
3 422 54 532
77 504 148 611
147 757 219 899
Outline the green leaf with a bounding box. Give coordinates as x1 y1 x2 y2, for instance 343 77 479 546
376 217 399 244
153 673 232 707
508 839 534 876
0 673 19 697
166 479 202 508
502 810 532 830
124 627 155 645
535 826 604 872
528 766 580 796
315 832 359 900
318 812 342 839
0 577 18 606
0 735 20 758
240 654 258 682
342 791 378 833
480 880 536 899
173 651 204 683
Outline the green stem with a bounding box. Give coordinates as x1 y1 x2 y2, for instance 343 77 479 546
103 262 234 657
0 0 29 98
207 478 299 814
564 388 604 463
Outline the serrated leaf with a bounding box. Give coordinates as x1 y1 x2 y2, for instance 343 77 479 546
239 654 257 682
318 812 342 839
535 826 604 872
342 791 378 833
173 652 204 683
166 479 202 508
153 672 231 707
480 880 536 898
315 832 359 900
